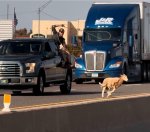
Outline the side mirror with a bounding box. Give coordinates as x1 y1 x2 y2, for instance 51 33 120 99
113 41 121 48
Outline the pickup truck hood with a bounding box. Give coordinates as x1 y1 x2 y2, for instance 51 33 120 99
0 54 41 62
83 40 114 52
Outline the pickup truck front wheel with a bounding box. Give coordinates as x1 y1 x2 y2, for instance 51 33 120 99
60 74 72 94
33 74 44 95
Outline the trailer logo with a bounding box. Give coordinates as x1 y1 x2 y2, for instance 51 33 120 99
95 17 114 25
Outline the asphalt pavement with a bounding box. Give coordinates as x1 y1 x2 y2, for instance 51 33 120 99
0 81 150 110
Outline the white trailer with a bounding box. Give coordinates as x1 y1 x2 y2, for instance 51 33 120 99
0 20 14 41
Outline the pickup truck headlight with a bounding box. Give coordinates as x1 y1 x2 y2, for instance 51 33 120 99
109 61 122 68
25 63 36 73
75 62 82 69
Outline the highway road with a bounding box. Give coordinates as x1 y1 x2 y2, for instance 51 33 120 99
0 81 150 110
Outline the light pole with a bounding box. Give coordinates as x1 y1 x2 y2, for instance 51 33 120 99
38 8 40 37
38 0 52 37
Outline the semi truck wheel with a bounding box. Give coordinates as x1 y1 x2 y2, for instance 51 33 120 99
142 61 150 82
60 73 72 94
75 79 83 84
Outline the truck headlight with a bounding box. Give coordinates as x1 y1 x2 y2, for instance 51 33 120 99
75 62 82 69
25 63 36 73
109 61 122 68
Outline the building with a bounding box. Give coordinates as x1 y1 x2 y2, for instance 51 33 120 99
31 20 85 45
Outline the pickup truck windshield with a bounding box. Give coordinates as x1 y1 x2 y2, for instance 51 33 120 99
84 28 121 42
0 41 42 55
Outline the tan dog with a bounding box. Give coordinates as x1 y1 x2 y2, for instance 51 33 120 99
99 74 128 98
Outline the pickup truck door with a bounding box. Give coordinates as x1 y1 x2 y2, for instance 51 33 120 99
42 42 57 82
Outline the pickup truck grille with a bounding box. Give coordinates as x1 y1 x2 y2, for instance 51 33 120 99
85 51 105 71
0 64 20 77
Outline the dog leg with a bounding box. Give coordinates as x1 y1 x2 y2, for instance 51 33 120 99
102 87 106 98
107 90 111 98
107 87 116 98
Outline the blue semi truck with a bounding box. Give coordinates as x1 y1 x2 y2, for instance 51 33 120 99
74 2 150 83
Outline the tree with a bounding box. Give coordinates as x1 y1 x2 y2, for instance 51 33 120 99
15 28 32 37
66 44 82 57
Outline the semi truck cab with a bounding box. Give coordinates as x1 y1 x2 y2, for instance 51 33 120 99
74 2 150 83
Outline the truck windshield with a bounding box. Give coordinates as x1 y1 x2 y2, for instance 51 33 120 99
0 41 42 55
84 28 121 42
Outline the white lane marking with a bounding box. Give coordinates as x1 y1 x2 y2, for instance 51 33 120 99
50 88 76 92
124 84 142 87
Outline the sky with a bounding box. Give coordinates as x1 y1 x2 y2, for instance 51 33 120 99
0 0 150 31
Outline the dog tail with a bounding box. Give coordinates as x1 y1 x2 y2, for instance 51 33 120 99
99 82 102 86
99 82 106 88
99 82 104 88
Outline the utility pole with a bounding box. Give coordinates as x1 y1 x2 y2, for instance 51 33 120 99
7 4 9 19
38 0 52 37
77 19 80 45
38 8 40 37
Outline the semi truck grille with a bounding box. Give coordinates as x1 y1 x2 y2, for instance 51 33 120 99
85 51 105 71
0 64 20 77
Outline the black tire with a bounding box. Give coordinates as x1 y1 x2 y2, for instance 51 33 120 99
33 74 45 95
60 74 72 94
95 79 99 84
12 91 22 95
75 79 83 84
123 64 127 75
142 62 149 82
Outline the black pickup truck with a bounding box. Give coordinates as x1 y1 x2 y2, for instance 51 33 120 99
0 38 72 95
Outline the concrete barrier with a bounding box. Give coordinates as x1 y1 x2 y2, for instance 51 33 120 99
1 95 150 132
